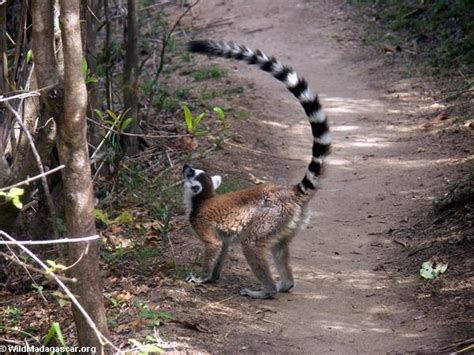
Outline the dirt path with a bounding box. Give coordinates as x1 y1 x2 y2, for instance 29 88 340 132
182 0 447 352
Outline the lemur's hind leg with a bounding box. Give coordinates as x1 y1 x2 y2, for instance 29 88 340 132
240 242 277 299
271 241 294 292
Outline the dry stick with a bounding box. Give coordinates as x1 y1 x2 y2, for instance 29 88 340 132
200 295 238 310
0 234 100 245
4 101 60 241
0 165 65 192
144 0 200 121
0 230 120 352
0 251 76 283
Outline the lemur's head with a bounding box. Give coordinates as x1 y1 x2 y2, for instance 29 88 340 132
182 164 222 198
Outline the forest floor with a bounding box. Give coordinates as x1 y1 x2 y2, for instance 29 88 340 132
1 0 472 353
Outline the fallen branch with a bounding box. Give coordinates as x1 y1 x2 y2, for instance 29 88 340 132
0 165 65 192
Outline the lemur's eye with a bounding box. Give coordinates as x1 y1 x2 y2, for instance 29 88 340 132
191 185 200 193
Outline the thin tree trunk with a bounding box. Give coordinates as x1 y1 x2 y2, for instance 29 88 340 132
122 0 139 154
104 0 112 110
0 2 10 181
57 0 110 351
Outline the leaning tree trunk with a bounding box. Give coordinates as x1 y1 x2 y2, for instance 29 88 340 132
57 0 111 351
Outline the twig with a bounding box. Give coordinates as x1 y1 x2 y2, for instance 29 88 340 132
0 251 76 283
4 101 60 240
0 230 120 352
0 234 100 245
0 84 56 102
0 165 65 192
200 294 238 310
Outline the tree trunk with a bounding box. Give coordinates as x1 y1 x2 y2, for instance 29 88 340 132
13 0 59 187
57 0 111 351
122 0 140 155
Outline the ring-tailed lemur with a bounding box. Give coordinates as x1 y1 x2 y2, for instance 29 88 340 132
182 40 330 299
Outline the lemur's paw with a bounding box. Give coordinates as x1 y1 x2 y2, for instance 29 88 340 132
186 274 208 284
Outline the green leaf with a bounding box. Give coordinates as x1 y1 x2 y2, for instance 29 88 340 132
183 106 193 133
158 310 174 320
106 109 119 122
110 211 134 224
94 109 105 121
193 127 209 137
120 117 134 132
95 208 110 225
46 259 66 271
12 197 23 209
193 113 205 127
213 106 225 120
86 74 98 84
9 187 24 197
44 322 67 348
82 58 89 78
26 49 34 64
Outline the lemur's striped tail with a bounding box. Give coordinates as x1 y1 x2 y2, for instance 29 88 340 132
188 40 331 194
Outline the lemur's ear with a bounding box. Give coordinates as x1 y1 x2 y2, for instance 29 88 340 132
211 175 222 190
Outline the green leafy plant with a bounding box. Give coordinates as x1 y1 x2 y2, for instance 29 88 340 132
213 106 229 129
138 303 174 328
82 58 98 84
94 108 134 164
191 66 227 81
43 322 68 348
183 105 207 136
95 209 134 226
45 260 67 274
0 187 24 209
7 306 22 323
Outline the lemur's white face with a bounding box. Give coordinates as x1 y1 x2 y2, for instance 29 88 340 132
182 164 222 197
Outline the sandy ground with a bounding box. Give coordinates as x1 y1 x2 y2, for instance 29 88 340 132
159 0 471 353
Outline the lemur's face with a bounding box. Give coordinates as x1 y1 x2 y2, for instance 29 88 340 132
182 164 222 197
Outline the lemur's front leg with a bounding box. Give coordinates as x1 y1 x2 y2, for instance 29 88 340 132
187 228 228 283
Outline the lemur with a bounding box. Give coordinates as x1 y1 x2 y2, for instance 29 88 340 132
182 40 331 299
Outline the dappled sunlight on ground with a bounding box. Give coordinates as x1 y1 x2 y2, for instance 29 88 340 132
324 96 386 115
